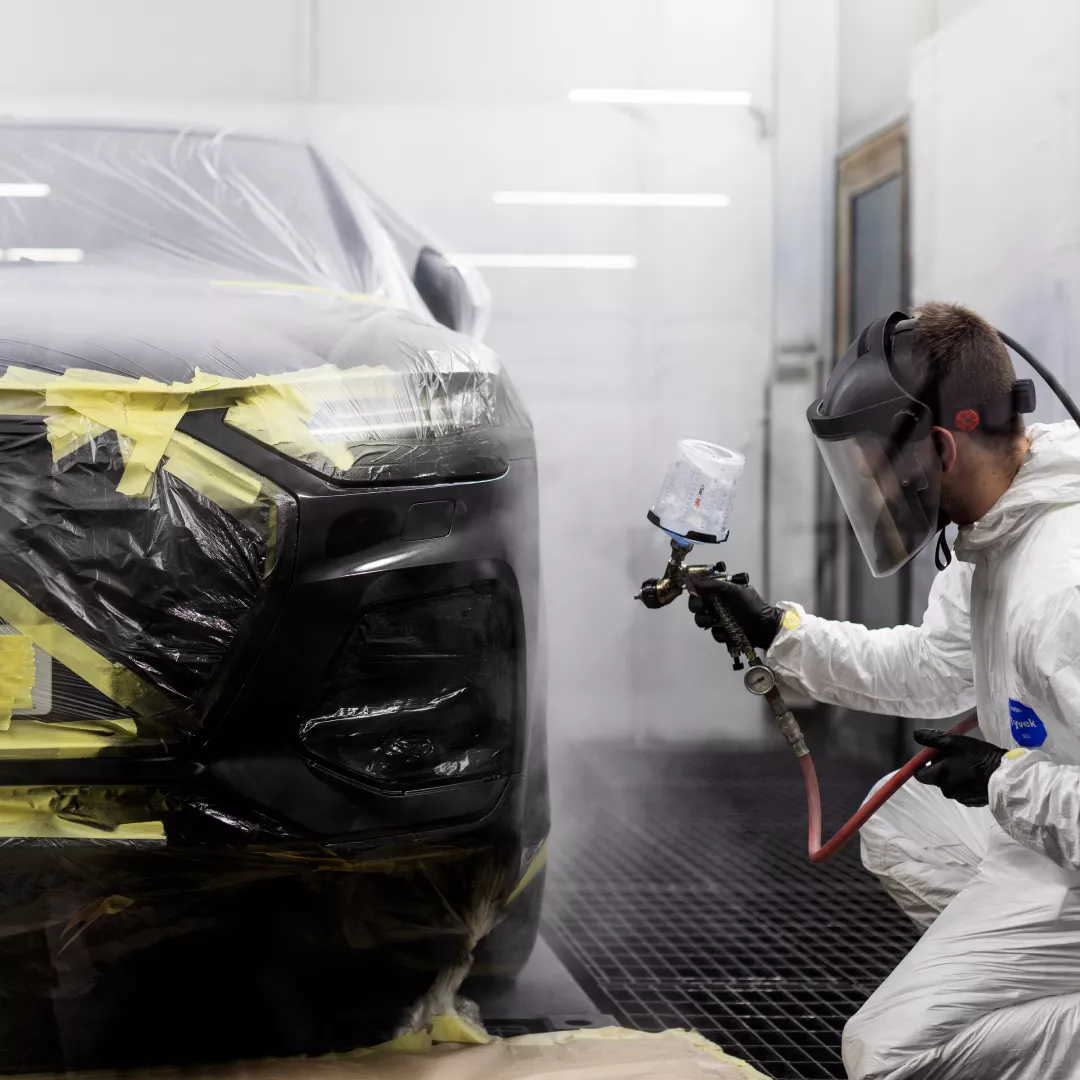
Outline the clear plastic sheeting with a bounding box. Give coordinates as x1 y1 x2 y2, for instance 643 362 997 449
0 120 544 1072
0 287 529 485
0 827 543 1070
0 418 286 749
0 125 423 307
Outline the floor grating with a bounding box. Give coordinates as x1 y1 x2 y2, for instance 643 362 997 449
542 743 920 1080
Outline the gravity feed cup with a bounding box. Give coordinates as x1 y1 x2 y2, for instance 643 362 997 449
647 439 745 544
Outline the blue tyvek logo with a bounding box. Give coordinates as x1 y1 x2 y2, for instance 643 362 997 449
1009 699 1048 747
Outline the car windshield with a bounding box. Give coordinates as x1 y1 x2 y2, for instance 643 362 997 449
0 125 410 302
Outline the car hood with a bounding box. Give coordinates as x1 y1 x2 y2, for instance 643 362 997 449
0 272 496 383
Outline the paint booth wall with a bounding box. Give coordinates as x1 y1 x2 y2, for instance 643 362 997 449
0 0 778 743
910 0 1080 416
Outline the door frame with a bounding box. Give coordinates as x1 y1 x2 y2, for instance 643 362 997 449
818 122 911 622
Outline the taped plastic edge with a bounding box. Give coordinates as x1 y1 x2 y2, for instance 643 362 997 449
163 431 262 512
47 413 110 462
0 634 35 730
0 789 165 840
352 1014 492 1057
0 716 138 752
0 579 172 718
506 837 548 905
0 362 411 491
60 895 135 954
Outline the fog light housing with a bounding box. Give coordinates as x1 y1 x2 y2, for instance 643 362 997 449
298 582 517 790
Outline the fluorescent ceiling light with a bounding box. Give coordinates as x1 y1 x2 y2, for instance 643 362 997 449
493 191 729 208
2 248 84 263
0 183 51 198
448 254 637 270
569 88 752 107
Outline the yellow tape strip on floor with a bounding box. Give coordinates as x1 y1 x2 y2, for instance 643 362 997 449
0 580 171 717
0 634 35 731
346 1024 770 1077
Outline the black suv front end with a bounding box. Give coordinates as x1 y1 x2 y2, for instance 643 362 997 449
0 251 546 1069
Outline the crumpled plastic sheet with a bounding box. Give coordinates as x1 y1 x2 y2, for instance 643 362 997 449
0 825 540 1069
0 422 282 735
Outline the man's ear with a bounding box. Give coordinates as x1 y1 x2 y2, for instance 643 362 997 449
932 426 957 473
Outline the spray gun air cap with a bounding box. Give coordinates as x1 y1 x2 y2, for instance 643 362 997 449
647 439 745 544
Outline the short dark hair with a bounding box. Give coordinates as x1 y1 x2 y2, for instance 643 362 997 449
911 301 1023 444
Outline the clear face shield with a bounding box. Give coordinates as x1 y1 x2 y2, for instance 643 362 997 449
815 427 941 577
812 311 1039 578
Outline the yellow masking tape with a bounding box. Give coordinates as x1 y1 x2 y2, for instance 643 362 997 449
1005 747 1028 761
45 383 191 497
226 385 356 471
506 837 548 905
61 894 135 953
781 608 802 631
0 361 409 490
429 1014 491 1045
46 413 110 462
0 580 171 717
163 432 262 512
0 805 164 840
210 279 401 306
0 716 137 753
0 634 36 730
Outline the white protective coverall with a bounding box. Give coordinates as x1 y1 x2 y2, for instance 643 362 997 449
767 421 1080 1080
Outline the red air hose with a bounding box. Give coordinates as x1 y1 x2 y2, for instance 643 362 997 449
799 715 979 862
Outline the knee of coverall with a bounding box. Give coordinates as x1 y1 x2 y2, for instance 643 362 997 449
842 1002 923 1080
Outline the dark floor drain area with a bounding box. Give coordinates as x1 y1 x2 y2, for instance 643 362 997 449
541 742 920 1080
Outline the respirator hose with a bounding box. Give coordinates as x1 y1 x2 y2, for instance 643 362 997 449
799 713 979 862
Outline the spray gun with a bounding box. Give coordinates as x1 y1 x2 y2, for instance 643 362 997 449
635 440 807 758
636 537 807 758
636 439 975 863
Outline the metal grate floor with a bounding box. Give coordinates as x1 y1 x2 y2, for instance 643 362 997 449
542 742 920 1080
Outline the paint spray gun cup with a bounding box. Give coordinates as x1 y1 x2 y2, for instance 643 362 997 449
646 439 745 545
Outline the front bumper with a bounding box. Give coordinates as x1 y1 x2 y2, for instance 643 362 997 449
0 401 549 1069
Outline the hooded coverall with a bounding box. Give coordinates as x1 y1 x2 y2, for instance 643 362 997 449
767 421 1080 1080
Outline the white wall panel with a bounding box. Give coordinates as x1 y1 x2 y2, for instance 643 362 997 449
316 0 771 107
838 0 937 149
911 0 1080 426
0 0 303 100
769 0 838 616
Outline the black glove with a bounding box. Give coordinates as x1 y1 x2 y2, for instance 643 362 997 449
913 729 1007 807
687 578 784 651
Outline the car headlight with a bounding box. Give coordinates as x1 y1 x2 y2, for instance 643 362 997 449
224 355 530 485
